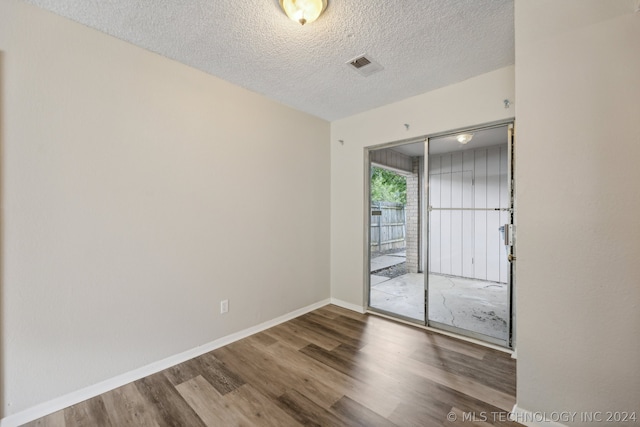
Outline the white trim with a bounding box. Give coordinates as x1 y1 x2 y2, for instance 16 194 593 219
330 298 366 314
511 349 517 359
510 404 569 427
0 298 331 427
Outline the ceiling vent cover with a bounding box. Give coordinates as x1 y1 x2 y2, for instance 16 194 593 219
347 54 383 77
350 56 371 69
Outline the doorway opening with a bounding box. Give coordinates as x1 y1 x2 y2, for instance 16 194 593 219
366 122 515 348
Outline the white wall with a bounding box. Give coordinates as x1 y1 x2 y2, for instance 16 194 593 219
515 0 640 422
330 66 515 307
0 0 329 417
429 145 509 283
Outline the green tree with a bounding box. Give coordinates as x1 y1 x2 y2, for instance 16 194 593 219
371 167 406 204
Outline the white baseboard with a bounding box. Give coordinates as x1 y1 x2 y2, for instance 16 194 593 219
0 298 331 427
510 404 569 427
329 298 366 313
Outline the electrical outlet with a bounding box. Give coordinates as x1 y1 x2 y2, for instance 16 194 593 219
220 299 229 314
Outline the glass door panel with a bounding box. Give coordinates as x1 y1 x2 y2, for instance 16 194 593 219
367 145 425 323
425 125 514 346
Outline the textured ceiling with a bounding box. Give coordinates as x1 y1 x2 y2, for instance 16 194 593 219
23 0 515 121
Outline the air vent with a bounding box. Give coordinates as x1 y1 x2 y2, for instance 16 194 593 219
346 54 384 77
350 56 371 69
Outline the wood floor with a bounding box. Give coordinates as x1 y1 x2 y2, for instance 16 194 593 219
26 305 520 426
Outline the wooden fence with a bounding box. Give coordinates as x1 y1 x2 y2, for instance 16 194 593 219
371 202 406 253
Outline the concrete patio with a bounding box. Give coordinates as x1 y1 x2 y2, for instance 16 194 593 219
370 253 509 341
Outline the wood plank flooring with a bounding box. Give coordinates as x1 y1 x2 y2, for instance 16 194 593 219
25 305 521 426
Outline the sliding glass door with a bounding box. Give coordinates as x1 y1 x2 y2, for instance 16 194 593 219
425 124 514 347
366 122 515 348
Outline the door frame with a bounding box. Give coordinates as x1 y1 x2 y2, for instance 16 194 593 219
364 119 516 349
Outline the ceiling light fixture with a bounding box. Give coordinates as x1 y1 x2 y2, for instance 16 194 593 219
456 133 474 144
279 0 327 25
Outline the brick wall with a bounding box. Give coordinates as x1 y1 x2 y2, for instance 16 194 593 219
405 157 421 273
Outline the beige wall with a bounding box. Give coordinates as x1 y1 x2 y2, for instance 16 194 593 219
0 0 329 416
515 0 640 421
330 66 515 307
